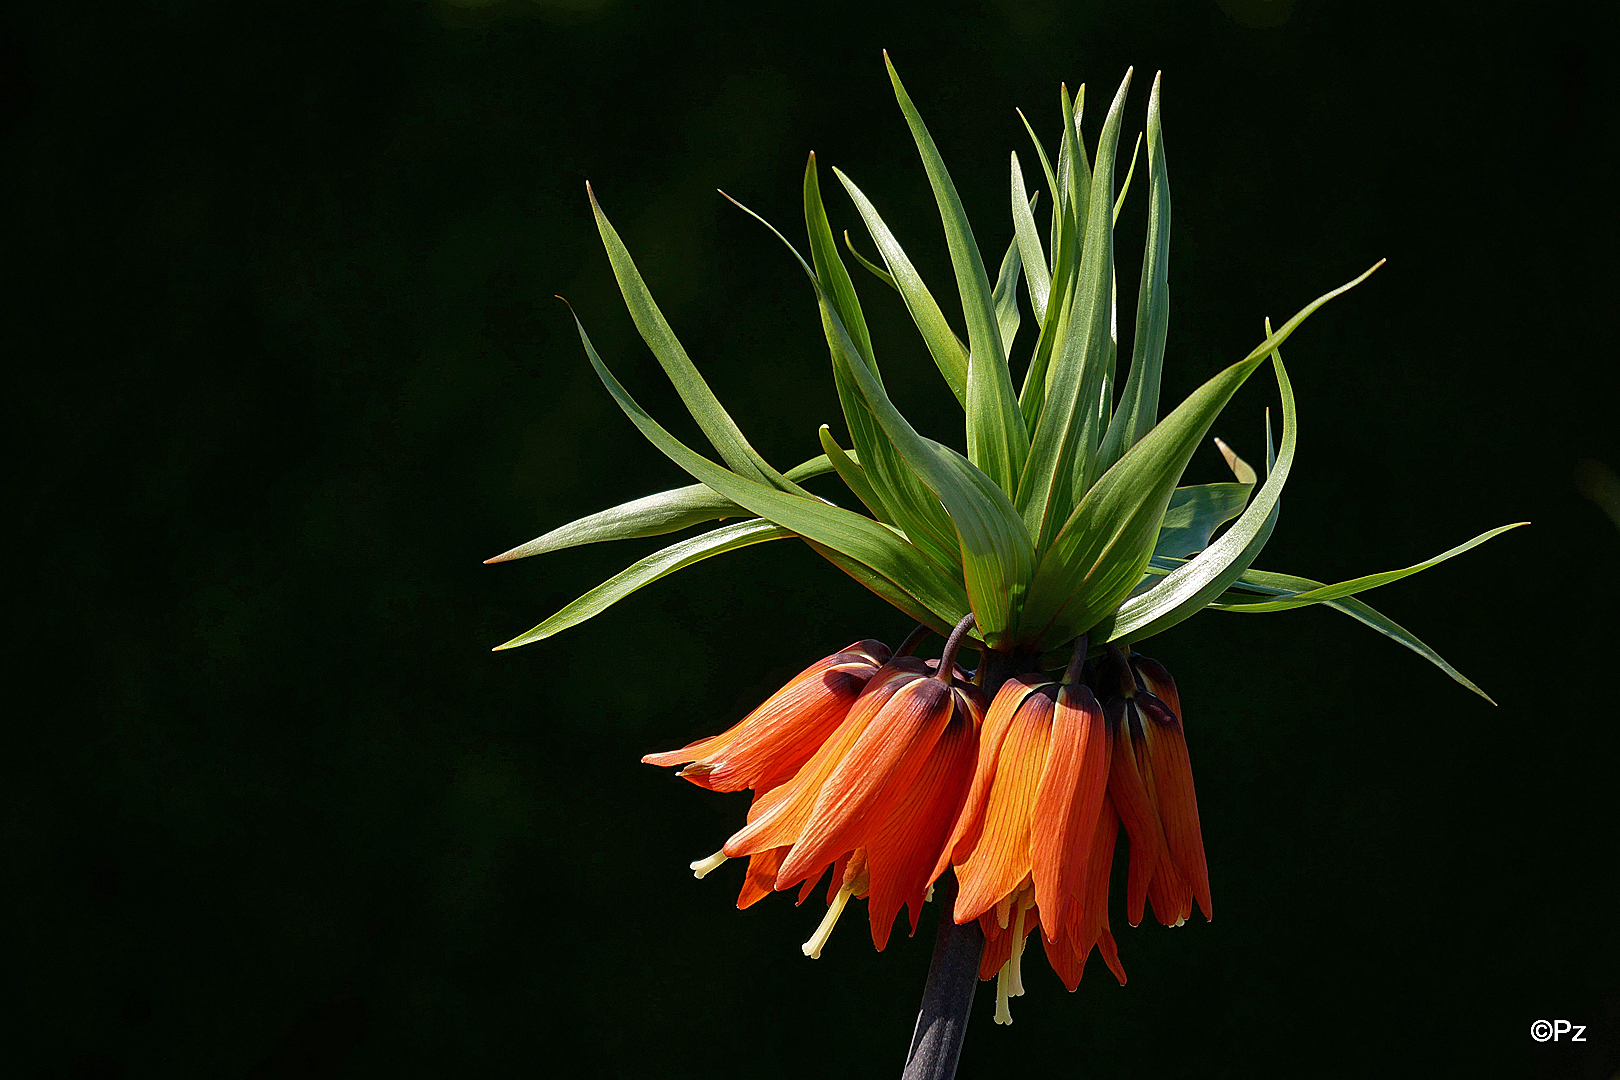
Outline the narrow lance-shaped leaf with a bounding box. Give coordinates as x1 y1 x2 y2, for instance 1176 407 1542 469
1096 347 1299 644
1097 72 1172 475
1015 106 1061 270
991 225 1025 359
817 426 892 525
842 230 899 293
809 258 1037 646
1113 132 1143 225
1017 69 1133 552
726 183 963 575
587 185 801 493
728 194 1038 645
1016 261 1382 648
493 519 793 650
1010 151 1051 323
486 453 837 563
563 303 972 628
1017 86 1087 430
885 52 1030 496
835 171 968 405
1208 522 1527 613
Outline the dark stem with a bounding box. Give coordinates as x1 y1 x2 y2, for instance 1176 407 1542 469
894 623 932 658
902 645 1039 1080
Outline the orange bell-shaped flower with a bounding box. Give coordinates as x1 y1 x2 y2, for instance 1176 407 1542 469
722 617 986 954
1101 648 1212 927
642 637 894 793
934 636 1116 1023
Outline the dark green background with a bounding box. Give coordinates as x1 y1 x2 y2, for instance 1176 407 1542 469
10 1 1618 1076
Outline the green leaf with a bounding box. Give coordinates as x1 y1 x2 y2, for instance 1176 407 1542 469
817 425 892 524
1208 522 1528 613
1150 480 1254 561
727 188 1037 647
1113 131 1143 225
793 170 965 573
1015 261 1383 648
842 230 899 293
1096 349 1298 644
834 171 968 404
1206 565 1498 703
992 227 1025 360
564 304 972 627
493 518 793 650
1055 83 1090 251
809 265 1037 647
587 186 800 493
1010 152 1051 323
485 454 837 563
1017 69 1133 552
885 53 1030 497
1097 73 1172 476
1015 106 1061 262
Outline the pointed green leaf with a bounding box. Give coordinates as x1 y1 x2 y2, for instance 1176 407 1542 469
721 186 963 574
1017 70 1133 551
1096 350 1298 644
1207 565 1497 702
885 54 1029 496
486 453 837 563
493 518 792 650
1010 152 1051 323
1097 73 1172 475
817 425 892 524
992 228 1025 360
588 186 799 493
812 271 1036 646
1015 261 1382 648
1113 131 1143 225
834 170 968 404
793 170 965 573
1209 523 1527 612
842 230 900 293
564 305 972 625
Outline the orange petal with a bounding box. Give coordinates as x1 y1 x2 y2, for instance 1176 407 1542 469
1030 683 1110 933
721 661 919 860
932 674 1047 886
775 675 953 891
952 688 1054 924
1139 692 1211 920
862 708 978 950
737 847 786 909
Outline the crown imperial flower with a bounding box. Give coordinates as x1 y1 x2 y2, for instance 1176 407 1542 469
488 50 1523 1078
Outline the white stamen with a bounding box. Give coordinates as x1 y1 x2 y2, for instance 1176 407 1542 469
924 883 934 904
1173 915 1186 928
994 961 1014 1025
689 850 728 880
1009 900 1029 997
802 885 854 959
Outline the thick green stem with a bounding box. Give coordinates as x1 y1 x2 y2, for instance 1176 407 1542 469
901 645 1039 1080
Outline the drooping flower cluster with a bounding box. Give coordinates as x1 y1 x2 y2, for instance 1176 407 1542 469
644 619 1212 1023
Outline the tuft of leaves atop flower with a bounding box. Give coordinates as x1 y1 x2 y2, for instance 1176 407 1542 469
490 55 1523 700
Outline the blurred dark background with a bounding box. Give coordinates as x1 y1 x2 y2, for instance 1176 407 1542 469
7 0 1618 1076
